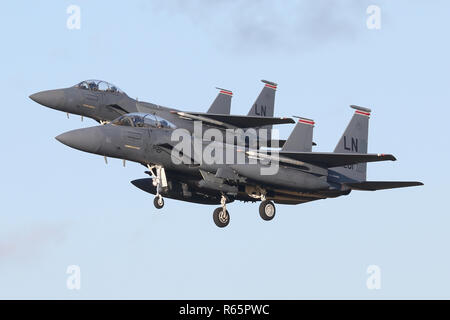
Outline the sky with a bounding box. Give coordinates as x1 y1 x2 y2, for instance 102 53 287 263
0 0 449 299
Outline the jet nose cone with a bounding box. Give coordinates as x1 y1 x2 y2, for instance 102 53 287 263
56 127 105 154
29 89 65 109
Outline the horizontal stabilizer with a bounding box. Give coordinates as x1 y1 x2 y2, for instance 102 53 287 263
171 111 294 128
278 152 396 168
345 181 423 191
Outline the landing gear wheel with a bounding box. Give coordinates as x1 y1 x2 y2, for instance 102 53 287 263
153 196 164 209
213 207 230 228
259 200 276 221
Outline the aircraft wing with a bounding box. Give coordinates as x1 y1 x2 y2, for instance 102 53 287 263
105 104 129 115
344 181 424 191
170 111 295 128
93 104 130 123
153 142 199 166
278 152 396 167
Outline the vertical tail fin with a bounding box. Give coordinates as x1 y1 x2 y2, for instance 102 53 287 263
248 80 277 143
247 80 276 117
207 87 232 114
332 105 371 182
281 117 314 152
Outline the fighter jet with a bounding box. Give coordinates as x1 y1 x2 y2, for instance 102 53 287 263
55 105 423 227
29 79 291 147
29 79 232 122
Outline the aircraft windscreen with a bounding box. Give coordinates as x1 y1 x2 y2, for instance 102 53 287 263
111 113 176 129
75 80 125 94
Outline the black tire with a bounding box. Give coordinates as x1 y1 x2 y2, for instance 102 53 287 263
259 200 276 221
154 196 164 209
213 207 230 228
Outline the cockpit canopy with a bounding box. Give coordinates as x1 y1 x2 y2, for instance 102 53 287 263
75 80 125 94
111 113 177 129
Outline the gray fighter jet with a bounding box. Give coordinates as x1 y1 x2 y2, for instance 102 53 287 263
55 105 423 227
30 79 291 147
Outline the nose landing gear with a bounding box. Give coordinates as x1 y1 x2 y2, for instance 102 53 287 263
147 164 167 210
154 195 164 209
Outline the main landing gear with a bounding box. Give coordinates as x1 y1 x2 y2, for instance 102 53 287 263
259 200 276 221
248 189 276 222
213 195 230 228
211 195 276 228
147 164 167 210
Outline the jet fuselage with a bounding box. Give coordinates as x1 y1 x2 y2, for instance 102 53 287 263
55 123 349 205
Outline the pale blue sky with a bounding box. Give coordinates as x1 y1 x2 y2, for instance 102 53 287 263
0 0 448 299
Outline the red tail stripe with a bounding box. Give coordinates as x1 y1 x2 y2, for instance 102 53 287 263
265 84 277 89
355 110 371 116
299 119 315 125
219 90 233 95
